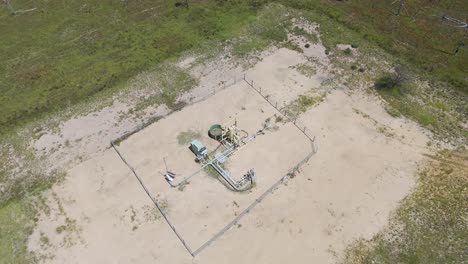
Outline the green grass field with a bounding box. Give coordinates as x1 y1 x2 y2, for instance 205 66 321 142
1 0 466 134
0 0 259 133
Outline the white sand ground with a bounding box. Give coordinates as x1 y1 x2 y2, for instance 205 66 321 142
28 44 430 264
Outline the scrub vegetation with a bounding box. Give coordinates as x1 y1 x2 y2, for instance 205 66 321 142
278 0 467 93
344 150 468 264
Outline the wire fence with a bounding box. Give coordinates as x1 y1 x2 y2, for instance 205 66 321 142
109 74 318 257
111 75 243 146
242 74 317 143
191 140 316 256
111 141 194 256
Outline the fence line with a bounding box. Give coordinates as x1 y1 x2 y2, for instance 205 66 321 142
191 140 316 256
111 76 242 145
111 142 194 256
109 75 318 257
242 74 317 144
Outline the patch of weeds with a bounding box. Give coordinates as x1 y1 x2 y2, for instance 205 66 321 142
344 150 468 264
55 225 66 234
295 63 317 78
158 199 169 215
262 116 279 131
142 205 161 222
353 108 370 119
430 99 449 112
177 181 190 191
177 130 201 145
284 94 324 119
343 48 352 55
233 3 291 57
275 114 284 123
350 65 358 70
377 126 395 138
129 206 136 223
282 40 303 53
298 94 320 109
0 150 65 262
39 232 51 249
61 217 82 247
249 3 290 42
0 132 66 206
232 37 269 57
413 111 438 127
376 76 466 143
384 105 401 118
291 26 319 43
353 108 395 137
51 192 66 216
0 196 37 264
130 64 197 114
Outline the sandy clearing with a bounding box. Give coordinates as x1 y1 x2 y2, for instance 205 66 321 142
243 48 329 108
28 44 430 264
115 81 312 248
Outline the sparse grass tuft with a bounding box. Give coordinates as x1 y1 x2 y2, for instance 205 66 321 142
284 94 324 119
177 181 190 191
343 48 352 55
282 40 303 53
275 114 284 123
384 105 401 118
295 63 317 78
291 26 319 43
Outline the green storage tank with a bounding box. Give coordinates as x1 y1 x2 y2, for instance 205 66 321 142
208 124 223 140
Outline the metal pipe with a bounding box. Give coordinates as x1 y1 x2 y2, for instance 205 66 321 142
167 145 235 187
211 161 254 192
